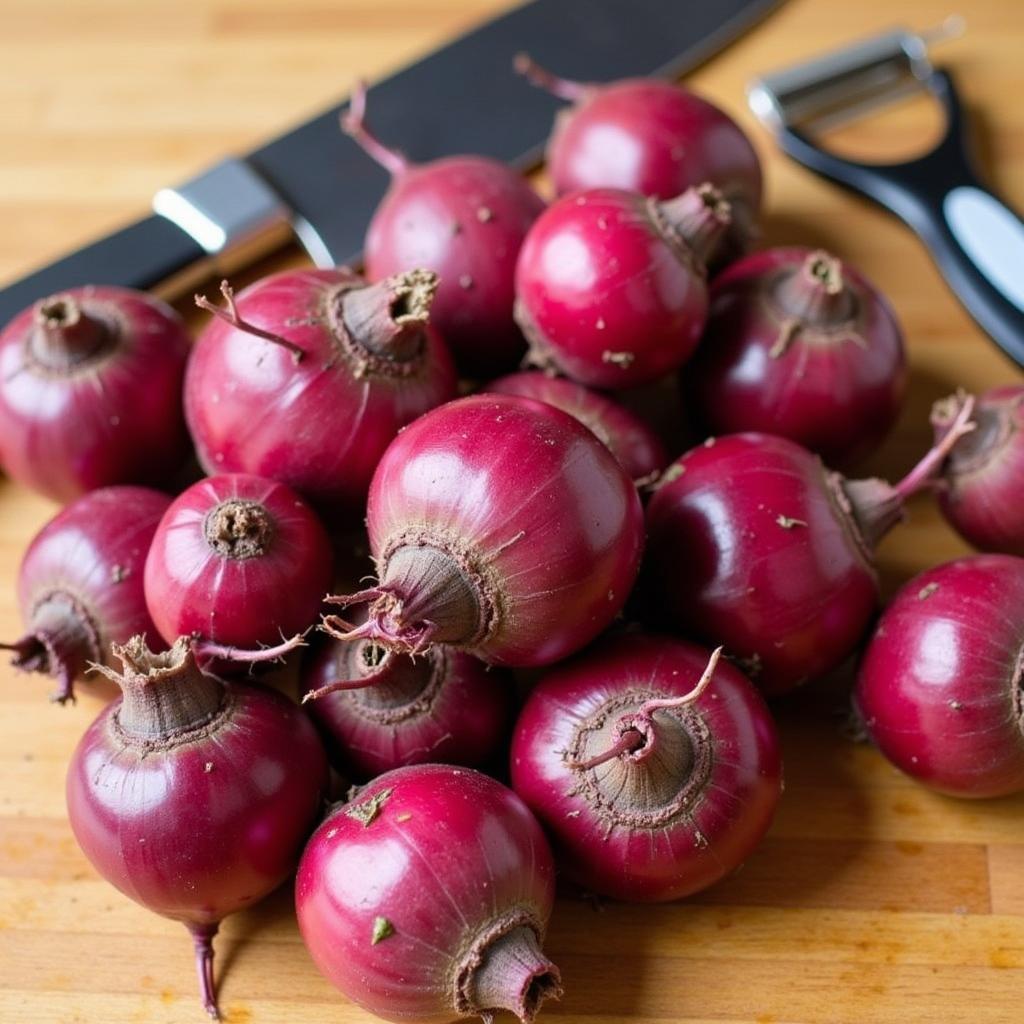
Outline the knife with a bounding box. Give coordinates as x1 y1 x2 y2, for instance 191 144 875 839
0 0 783 327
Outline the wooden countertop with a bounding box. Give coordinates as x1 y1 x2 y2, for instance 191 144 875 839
1 0 1022 1021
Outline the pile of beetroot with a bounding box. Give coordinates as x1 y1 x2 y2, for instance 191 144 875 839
2 61 1023 1024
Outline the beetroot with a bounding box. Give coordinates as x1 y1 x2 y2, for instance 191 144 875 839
0 287 190 503
67 635 328 1018
144 473 333 652
643 399 976 694
2 486 171 703
296 764 561 1023
301 636 514 779
511 636 781 901
932 385 1024 555
345 81 545 377
326 394 644 667
186 269 456 513
688 247 906 467
514 184 729 389
856 555 1024 798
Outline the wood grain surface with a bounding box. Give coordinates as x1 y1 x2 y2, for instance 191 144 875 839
1 0 1023 1022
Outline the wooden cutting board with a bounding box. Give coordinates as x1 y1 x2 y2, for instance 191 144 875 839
1 0 1022 1021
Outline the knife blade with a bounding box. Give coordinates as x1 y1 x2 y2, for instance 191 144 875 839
0 0 783 327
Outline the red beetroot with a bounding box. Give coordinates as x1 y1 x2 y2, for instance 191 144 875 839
144 473 332 652
856 555 1024 798
516 55 762 261
301 636 514 779
67 635 329 1018
2 486 171 703
485 370 669 480
688 248 907 467
932 386 1024 555
0 287 190 503
325 394 644 666
511 637 781 901
345 81 545 377
185 269 456 513
643 398 977 695
296 764 561 1024
514 184 730 389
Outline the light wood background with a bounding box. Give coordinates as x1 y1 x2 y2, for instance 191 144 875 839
2 0 1023 1022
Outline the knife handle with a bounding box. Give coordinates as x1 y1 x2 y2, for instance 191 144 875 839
0 216 205 328
779 70 1024 369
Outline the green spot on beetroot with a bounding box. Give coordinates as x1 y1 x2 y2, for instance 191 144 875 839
372 916 395 944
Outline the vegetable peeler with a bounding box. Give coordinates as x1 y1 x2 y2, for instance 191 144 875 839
748 19 1024 368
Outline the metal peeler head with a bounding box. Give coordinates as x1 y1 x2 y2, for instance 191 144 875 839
747 16 964 134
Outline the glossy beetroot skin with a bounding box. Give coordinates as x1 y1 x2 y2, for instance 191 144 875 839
2 486 171 703
517 56 762 260
67 636 329 1017
302 636 514 779
296 764 561 1024
0 287 190 503
485 371 669 480
933 386 1024 555
186 268 456 512
689 248 906 467
328 394 644 667
144 473 333 650
856 555 1024 798
644 404 976 695
515 184 729 389
511 636 781 902
345 82 545 377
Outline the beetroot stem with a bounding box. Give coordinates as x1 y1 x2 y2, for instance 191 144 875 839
302 650 394 703
320 588 440 655
567 727 645 770
192 632 307 665
1 634 76 705
188 922 221 1020
341 79 410 177
637 646 722 717
321 612 439 657
51 662 74 705
893 393 976 500
569 647 722 770
195 281 305 362
513 53 590 102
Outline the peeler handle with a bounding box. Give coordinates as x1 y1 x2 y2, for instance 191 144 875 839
778 71 1024 368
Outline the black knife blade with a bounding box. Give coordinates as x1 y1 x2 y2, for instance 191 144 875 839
0 0 782 326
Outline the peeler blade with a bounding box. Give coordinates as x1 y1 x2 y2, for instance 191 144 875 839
748 17 964 133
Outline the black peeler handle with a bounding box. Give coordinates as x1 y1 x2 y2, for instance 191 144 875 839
778 70 1024 368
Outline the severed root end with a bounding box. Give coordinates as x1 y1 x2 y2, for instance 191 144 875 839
339 269 438 363
653 184 732 270
460 924 562 1024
